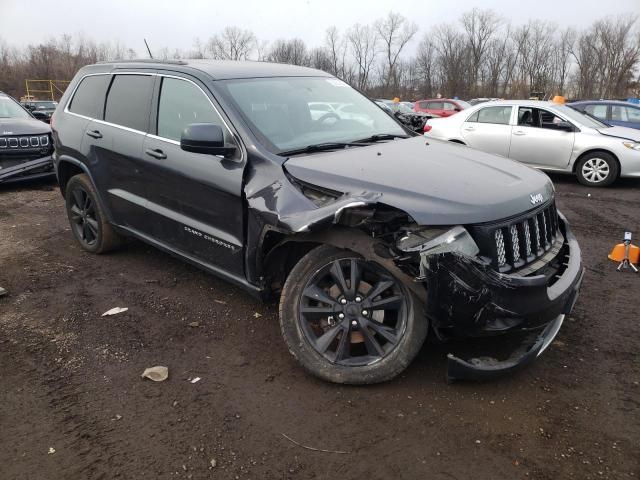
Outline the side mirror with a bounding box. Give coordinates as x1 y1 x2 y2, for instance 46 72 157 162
453 107 461 112
555 121 574 132
180 123 236 157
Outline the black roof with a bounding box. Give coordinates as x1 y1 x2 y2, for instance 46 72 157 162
93 59 331 80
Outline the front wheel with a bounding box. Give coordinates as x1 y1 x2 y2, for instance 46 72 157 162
279 245 427 384
576 152 619 187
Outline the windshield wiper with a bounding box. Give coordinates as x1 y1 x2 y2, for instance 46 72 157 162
279 142 367 157
353 133 410 143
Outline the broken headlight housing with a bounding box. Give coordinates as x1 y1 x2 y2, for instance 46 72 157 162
397 226 480 257
397 226 480 279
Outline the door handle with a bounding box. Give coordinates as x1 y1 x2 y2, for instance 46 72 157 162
512 130 526 136
86 130 102 139
145 148 167 160
463 126 475 131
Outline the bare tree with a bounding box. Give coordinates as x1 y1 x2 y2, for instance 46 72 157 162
375 12 418 95
207 26 256 60
348 23 378 91
461 8 502 97
268 38 308 66
432 24 468 97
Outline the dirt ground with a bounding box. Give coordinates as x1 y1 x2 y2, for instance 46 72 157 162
0 173 639 480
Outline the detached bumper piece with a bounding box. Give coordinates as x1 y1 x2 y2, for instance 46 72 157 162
428 213 584 382
0 156 54 184
446 313 566 382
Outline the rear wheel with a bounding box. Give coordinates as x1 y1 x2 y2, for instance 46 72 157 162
576 152 619 187
279 245 427 384
65 174 123 253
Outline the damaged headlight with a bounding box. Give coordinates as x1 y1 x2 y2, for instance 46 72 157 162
397 226 480 257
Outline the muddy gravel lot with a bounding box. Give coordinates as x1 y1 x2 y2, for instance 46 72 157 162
1 174 639 480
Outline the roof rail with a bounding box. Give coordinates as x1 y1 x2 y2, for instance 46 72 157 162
96 59 188 65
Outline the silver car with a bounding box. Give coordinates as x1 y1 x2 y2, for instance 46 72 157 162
424 100 640 187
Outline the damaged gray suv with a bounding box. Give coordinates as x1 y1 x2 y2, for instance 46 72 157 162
52 60 584 384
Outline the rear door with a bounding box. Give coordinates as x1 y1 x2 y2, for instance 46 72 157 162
82 73 155 227
460 105 513 157
508 107 575 168
140 74 245 276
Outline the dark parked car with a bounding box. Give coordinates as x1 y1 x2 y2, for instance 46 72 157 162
0 91 55 184
569 100 640 130
52 60 584 384
22 100 59 123
375 99 439 133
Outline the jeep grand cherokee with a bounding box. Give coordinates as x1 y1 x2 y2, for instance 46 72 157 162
0 91 55 184
51 60 584 384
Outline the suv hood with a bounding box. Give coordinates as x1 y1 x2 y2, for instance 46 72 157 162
597 125 640 142
0 117 51 135
284 136 554 225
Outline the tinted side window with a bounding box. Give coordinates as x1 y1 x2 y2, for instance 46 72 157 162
442 102 456 111
104 75 154 132
69 75 110 118
418 101 429 109
427 102 443 110
157 77 224 142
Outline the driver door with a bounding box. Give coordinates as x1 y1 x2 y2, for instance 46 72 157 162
140 74 246 276
508 107 575 169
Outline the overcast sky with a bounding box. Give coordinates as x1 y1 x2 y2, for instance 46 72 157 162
1 0 638 55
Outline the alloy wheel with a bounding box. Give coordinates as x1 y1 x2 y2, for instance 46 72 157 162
69 186 99 246
298 257 408 366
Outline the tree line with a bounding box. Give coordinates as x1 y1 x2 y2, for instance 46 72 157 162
1 9 639 101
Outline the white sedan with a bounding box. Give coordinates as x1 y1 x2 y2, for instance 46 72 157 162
424 100 640 187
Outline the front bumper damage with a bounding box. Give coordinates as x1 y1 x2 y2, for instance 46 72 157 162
0 155 55 184
423 213 584 382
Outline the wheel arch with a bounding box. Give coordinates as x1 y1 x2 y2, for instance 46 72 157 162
572 148 620 175
262 227 426 300
56 156 114 222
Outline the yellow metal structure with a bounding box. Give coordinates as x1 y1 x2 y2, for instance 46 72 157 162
24 79 70 101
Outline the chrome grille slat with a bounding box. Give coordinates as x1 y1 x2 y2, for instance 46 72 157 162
523 220 532 257
495 229 506 267
485 202 559 272
0 134 50 150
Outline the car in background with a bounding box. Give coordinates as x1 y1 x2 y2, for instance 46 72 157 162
468 97 501 106
568 100 640 130
21 100 58 123
375 100 439 133
0 91 54 184
414 98 471 117
308 102 374 127
424 100 640 187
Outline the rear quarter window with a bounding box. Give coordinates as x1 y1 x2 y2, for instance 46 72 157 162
68 75 110 118
104 74 154 132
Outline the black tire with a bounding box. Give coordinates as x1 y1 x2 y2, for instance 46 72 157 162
279 245 428 384
65 174 123 253
576 152 619 187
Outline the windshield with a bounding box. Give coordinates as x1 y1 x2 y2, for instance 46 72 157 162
219 77 406 153
35 101 57 110
457 100 472 109
560 105 609 129
0 97 31 119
